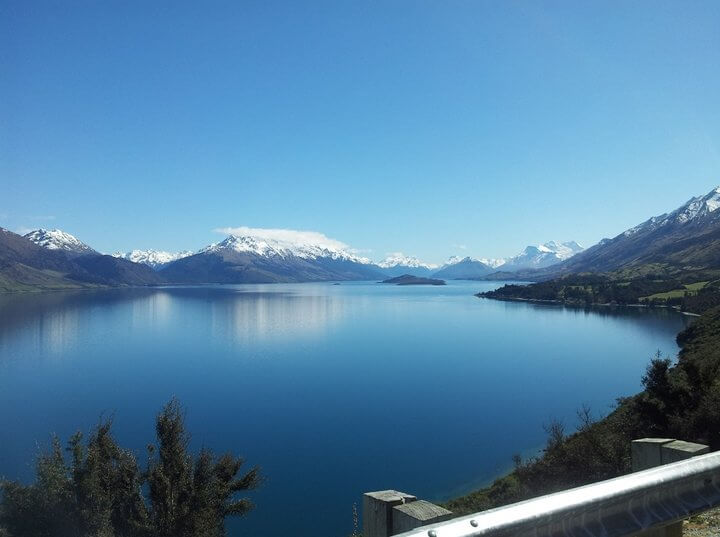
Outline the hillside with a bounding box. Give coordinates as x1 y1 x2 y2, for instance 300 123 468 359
0 228 163 292
491 187 720 282
0 228 94 292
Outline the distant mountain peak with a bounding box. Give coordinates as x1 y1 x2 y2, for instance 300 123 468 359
378 252 438 270
501 240 584 271
675 186 720 223
478 257 506 269
444 255 476 266
432 256 498 279
624 186 720 237
205 233 372 264
113 249 193 270
24 228 95 255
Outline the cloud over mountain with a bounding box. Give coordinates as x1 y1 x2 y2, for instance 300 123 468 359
214 226 351 252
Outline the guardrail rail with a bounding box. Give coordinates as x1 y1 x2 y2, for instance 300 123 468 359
393 449 720 537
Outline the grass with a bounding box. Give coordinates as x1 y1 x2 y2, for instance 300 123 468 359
642 281 709 301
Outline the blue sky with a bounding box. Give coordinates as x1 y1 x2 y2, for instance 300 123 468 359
1 1 719 263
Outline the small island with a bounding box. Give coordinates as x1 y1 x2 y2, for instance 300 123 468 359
381 274 446 286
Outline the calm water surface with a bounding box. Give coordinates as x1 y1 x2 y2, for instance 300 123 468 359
0 281 690 536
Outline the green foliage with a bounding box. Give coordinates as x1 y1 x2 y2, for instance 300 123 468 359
446 306 720 515
681 286 720 314
479 268 720 313
480 272 689 306
0 399 261 537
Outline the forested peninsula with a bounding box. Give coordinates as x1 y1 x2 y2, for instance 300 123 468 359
478 267 720 313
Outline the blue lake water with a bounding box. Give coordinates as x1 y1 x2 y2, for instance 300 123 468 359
0 281 690 536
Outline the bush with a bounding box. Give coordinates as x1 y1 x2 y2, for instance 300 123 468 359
0 399 261 537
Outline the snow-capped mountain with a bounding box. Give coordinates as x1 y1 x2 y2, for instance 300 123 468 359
378 252 438 277
431 242 582 277
432 256 498 280
24 229 96 257
444 255 464 266
501 241 584 270
203 234 372 264
378 253 437 269
10 228 163 287
477 257 506 269
161 231 385 283
441 255 505 268
113 249 193 270
624 187 720 236
539 185 720 276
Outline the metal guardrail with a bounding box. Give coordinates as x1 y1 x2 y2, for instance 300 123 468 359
394 450 720 537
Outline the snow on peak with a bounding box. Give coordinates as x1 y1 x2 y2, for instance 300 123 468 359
623 186 720 235
208 227 371 264
113 249 193 269
441 255 478 267
444 255 465 266
675 186 720 223
707 187 720 212
502 241 584 269
439 256 501 269
24 228 95 254
439 242 581 272
538 240 584 260
478 257 506 269
378 252 438 269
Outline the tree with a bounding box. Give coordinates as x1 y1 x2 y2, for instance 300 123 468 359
146 399 261 537
0 399 261 537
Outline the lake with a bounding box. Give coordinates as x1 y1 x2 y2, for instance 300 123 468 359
0 281 690 537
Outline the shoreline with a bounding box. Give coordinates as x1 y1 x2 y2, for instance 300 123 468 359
476 293 701 316
444 293 707 514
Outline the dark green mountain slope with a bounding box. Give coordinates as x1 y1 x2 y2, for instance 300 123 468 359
0 228 162 292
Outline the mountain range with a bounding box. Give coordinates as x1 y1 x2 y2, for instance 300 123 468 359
108 235 583 281
5 186 718 291
431 241 584 279
1 227 582 289
160 235 386 283
494 186 720 281
0 228 161 292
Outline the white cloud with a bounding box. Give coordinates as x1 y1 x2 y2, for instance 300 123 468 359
452 243 468 250
214 226 350 250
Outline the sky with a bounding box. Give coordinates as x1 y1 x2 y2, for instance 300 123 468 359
1 1 719 264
